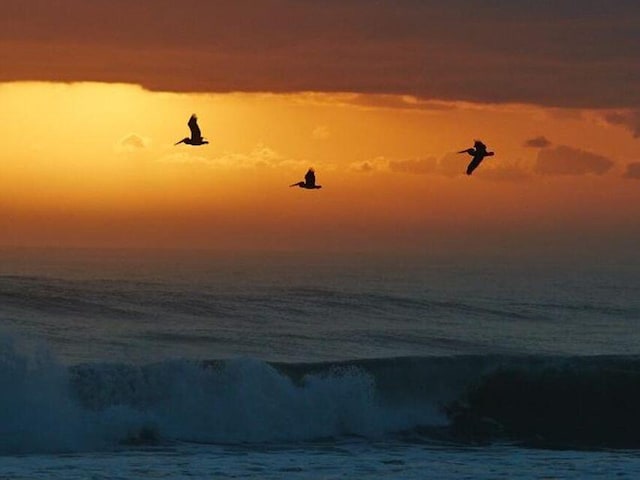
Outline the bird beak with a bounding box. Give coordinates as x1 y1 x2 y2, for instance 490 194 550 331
174 139 184 145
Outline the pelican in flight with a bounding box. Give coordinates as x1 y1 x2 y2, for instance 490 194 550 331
290 168 322 189
175 114 209 146
458 140 494 175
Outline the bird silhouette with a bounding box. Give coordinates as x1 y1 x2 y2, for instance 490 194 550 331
290 168 322 189
458 140 494 175
175 114 209 146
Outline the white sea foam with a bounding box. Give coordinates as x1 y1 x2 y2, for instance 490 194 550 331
0 336 445 454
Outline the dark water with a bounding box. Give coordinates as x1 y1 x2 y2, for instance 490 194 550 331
1 249 639 478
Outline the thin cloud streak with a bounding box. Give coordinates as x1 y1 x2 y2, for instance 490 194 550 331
603 110 640 138
524 136 552 148
388 153 528 181
534 146 614 176
115 133 150 153
623 162 640 179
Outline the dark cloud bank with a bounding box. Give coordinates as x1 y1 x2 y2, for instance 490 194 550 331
604 111 640 138
1 0 639 108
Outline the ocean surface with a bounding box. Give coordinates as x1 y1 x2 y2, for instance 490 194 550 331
1 248 640 479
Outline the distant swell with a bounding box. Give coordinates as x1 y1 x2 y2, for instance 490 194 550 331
2 337 640 454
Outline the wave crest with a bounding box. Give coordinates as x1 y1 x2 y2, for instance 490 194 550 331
2 338 640 453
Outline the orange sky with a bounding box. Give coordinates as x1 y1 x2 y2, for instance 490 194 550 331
0 82 639 254
1 2 639 255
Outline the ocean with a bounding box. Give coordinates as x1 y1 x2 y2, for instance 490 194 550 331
1 248 640 479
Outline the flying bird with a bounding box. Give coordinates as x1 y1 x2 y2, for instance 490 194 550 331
290 168 322 189
458 140 494 175
175 114 209 146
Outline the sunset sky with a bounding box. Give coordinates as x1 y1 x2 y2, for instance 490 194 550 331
1 1 639 255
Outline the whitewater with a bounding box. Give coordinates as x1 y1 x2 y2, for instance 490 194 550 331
1 249 640 478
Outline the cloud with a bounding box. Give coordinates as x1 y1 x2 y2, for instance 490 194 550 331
158 152 212 166
524 136 552 148
312 126 330 140
534 146 614 176
344 94 458 112
603 110 640 138
210 143 306 170
438 152 531 181
1 1 639 108
158 143 297 169
388 157 440 175
115 133 150 152
349 157 388 174
623 162 640 179
437 153 474 177
388 152 498 178
351 162 374 173
389 145 618 180
479 162 531 182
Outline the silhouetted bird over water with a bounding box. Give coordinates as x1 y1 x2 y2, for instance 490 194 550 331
175 114 209 146
458 140 494 175
290 168 322 189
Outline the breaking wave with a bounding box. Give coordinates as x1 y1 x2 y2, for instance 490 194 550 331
2 336 640 453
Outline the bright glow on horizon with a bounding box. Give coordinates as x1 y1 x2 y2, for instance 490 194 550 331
0 82 639 252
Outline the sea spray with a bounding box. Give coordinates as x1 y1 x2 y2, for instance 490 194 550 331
71 357 441 445
0 335 85 453
4 338 640 453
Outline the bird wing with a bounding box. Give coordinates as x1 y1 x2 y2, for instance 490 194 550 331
188 114 202 141
474 141 487 153
305 169 316 187
466 155 484 175
458 148 475 156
